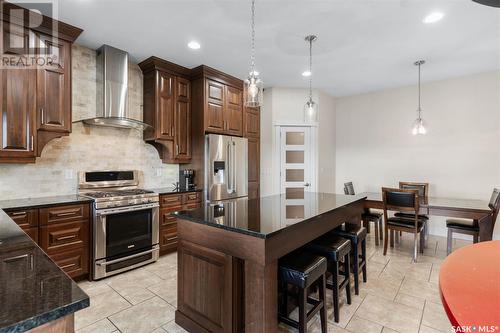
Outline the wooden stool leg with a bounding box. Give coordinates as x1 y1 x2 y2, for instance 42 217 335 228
420 230 425 254
390 230 395 248
361 238 367 283
332 262 340 323
383 226 389 256
318 274 327 333
395 230 400 244
344 253 351 305
374 220 379 246
352 242 359 295
447 229 453 255
473 233 479 244
379 218 384 241
298 287 307 333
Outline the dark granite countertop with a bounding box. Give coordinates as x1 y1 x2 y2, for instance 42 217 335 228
0 195 93 211
0 210 89 333
174 192 366 239
148 187 202 195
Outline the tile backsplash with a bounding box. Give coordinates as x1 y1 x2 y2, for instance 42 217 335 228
0 44 178 200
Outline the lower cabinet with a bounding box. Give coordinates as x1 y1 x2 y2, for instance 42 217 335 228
5 203 90 280
159 191 201 255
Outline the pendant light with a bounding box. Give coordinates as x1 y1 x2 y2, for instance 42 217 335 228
244 0 263 107
412 60 427 135
304 35 318 123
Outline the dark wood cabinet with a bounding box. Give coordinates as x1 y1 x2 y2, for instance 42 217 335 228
158 192 201 255
244 107 260 199
5 202 90 280
192 66 244 137
0 4 82 163
36 33 71 133
0 65 37 162
139 57 192 164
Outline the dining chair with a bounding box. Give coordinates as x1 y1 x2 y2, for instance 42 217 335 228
382 187 427 262
395 182 430 243
344 182 384 245
446 188 500 254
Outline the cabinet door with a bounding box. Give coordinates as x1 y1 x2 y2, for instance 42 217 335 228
205 79 225 133
0 68 37 160
224 86 243 136
243 107 260 138
248 137 259 183
174 77 191 162
156 71 175 140
36 34 71 133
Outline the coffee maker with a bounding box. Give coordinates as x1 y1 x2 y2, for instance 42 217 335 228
179 169 196 191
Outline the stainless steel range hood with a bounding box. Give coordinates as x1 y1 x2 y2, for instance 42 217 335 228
82 45 150 130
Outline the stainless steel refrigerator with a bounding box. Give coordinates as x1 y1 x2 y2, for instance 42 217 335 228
205 134 248 202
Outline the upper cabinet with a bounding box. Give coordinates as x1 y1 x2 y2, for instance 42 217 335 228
139 57 192 164
192 66 244 137
0 3 82 163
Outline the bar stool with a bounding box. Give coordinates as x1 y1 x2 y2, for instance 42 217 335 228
305 234 351 323
344 182 384 245
331 224 367 295
278 251 328 333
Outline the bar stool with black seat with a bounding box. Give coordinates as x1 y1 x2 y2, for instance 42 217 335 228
331 224 367 295
382 187 427 262
446 188 500 255
278 251 328 333
394 182 430 243
305 234 351 323
344 182 384 246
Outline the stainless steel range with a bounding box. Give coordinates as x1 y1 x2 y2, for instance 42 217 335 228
78 170 159 280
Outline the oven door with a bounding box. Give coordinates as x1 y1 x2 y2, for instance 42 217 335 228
94 203 159 279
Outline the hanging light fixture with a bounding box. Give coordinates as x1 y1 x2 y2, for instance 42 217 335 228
412 60 427 135
304 35 318 123
244 0 263 107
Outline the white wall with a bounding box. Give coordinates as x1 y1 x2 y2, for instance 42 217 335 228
335 70 500 239
260 87 336 196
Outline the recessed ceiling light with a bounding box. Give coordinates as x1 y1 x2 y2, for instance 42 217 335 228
302 70 311 77
187 41 201 50
423 12 444 24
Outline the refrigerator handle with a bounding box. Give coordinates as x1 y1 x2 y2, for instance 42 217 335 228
232 141 236 194
227 141 233 193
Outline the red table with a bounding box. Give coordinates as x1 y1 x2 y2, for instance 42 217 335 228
439 241 500 330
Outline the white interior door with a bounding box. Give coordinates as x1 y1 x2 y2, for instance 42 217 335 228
278 126 315 224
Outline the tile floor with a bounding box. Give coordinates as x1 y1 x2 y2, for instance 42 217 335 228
76 230 471 333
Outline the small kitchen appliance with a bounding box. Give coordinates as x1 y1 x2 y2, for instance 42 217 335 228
179 169 196 191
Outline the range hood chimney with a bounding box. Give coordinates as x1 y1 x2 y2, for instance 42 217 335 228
82 45 150 130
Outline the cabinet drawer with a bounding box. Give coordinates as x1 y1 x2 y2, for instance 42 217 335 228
160 209 177 228
40 204 89 225
184 202 201 210
50 247 89 279
160 226 178 245
24 227 38 243
160 194 183 208
6 209 38 228
40 220 89 254
184 191 201 204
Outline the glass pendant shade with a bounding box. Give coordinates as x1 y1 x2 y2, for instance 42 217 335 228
304 97 318 123
244 71 263 107
412 116 427 135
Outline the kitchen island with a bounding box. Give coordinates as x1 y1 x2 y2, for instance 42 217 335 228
173 192 365 333
0 209 89 333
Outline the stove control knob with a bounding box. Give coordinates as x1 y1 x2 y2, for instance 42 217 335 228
142 199 148 203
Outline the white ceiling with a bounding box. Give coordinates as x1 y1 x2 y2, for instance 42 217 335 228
54 0 500 97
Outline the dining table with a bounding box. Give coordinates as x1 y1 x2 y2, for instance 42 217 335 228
359 192 493 241
439 240 500 329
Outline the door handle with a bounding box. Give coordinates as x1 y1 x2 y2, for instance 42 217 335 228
40 107 44 124
227 142 232 192
232 142 236 193
304 183 310 187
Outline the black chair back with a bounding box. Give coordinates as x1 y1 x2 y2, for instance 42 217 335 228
344 182 355 195
382 187 419 213
489 188 500 224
